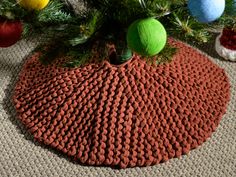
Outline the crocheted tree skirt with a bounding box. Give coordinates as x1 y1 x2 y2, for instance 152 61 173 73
13 39 230 168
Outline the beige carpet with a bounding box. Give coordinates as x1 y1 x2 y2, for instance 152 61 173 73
0 38 235 177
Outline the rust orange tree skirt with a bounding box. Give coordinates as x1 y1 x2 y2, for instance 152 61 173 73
13 39 230 168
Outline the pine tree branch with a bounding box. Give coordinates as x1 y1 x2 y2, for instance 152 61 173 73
37 0 73 23
2 0 235 66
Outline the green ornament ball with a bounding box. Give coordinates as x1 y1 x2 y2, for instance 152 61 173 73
126 18 167 56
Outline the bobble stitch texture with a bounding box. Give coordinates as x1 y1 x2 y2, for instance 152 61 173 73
13 39 230 168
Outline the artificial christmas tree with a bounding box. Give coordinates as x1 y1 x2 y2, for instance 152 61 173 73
0 0 234 168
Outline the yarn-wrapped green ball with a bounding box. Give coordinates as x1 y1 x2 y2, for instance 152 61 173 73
126 18 167 56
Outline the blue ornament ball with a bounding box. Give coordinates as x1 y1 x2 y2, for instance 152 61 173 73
188 0 225 23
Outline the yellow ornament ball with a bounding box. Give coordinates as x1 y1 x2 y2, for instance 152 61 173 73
18 0 50 11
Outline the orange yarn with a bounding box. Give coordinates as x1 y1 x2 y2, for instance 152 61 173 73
13 39 230 168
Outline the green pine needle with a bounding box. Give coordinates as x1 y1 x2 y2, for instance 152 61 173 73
0 0 26 19
65 52 92 67
168 10 211 43
37 0 73 23
156 44 177 64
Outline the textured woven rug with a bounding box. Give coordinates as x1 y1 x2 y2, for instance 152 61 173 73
0 38 236 175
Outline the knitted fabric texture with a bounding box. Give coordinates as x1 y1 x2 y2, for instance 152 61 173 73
13 39 230 168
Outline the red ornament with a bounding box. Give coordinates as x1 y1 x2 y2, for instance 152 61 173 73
0 18 23 48
219 28 236 50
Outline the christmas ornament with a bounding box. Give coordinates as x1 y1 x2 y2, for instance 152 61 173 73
127 18 167 56
188 0 225 23
215 28 236 61
18 0 50 11
0 18 23 48
220 28 236 50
